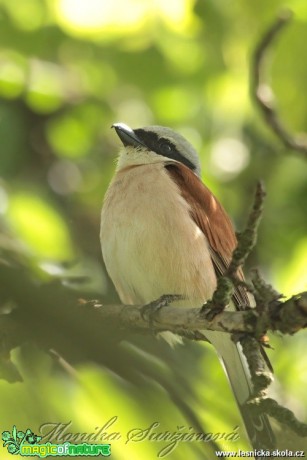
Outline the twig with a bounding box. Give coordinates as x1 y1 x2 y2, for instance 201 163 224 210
251 10 307 156
208 181 266 313
239 336 273 396
228 181 266 275
269 292 307 334
251 269 282 314
248 398 307 437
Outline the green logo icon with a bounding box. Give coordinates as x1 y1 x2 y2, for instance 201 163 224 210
2 426 42 455
2 426 111 457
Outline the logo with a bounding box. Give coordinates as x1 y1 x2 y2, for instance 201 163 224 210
2 426 111 457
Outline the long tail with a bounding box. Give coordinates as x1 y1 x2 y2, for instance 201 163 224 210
204 330 276 453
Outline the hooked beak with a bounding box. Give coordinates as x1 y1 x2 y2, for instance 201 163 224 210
112 123 146 148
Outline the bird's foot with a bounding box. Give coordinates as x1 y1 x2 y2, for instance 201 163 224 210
141 294 184 328
200 300 224 320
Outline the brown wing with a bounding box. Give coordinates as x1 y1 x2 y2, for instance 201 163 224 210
165 162 250 309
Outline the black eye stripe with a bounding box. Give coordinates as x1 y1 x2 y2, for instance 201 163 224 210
133 129 196 172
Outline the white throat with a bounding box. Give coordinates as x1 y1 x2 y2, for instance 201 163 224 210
116 146 177 171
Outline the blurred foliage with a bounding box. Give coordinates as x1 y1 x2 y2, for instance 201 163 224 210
0 0 307 458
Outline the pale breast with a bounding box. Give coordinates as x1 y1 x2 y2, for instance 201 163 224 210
100 163 217 306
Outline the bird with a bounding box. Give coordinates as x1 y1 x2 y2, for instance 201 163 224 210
100 122 275 452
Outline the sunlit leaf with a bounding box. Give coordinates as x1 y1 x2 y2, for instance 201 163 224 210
275 238 307 297
7 192 75 260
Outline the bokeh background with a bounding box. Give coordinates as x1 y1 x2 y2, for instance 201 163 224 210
0 0 306 458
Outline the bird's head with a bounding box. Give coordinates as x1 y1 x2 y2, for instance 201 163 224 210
112 122 201 177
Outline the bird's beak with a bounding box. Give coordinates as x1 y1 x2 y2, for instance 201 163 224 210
112 123 146 148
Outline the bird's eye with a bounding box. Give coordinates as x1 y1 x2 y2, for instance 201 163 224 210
159 142 172 155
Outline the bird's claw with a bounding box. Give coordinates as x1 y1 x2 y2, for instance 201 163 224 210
200 301 224 320
141 294 184 328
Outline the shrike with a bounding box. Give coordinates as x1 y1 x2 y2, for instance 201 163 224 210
100 123 275 451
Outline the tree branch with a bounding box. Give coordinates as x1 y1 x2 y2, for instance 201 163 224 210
84 292 307 337
251 10 307 156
